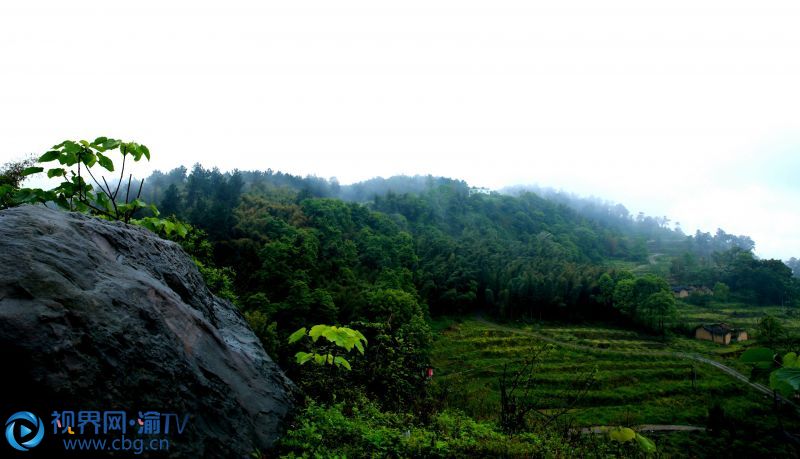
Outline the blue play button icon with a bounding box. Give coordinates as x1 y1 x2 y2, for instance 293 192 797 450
5 411 45 451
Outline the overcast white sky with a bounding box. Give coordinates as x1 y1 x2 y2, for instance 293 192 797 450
1 1 799 259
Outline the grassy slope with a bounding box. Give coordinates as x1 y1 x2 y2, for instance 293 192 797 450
430 317 799 456
431 319 770 426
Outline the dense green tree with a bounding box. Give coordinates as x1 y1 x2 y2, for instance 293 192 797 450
643 290 676 334
363 288 423 328
713 282 730 302
159 183 182 217
608 272 673 332
597 273 615 307
756 315 785 346
0 156 36 209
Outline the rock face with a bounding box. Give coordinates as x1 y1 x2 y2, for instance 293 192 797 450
0 206 294 457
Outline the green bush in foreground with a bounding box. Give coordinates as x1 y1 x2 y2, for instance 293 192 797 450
273 397 646 458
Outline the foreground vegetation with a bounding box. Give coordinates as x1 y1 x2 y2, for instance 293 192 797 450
276 397 648 458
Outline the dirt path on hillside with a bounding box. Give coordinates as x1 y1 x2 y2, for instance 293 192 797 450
581 425 705 434
473 318 799 410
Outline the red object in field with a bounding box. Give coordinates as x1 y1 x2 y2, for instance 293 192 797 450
426 367 434 378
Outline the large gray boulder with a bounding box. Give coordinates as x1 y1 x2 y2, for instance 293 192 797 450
0 205 294 457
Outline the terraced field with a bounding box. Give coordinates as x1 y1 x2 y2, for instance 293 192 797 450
432 319 775 428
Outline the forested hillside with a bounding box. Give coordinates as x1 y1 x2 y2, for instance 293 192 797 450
142 165 798 322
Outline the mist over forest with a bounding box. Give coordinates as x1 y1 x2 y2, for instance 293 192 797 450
138 163 799 319
142 165 786 265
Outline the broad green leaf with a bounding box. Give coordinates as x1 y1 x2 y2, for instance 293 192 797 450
47 168 65 178
351 328 367 345
21 166 43 176
95 192 113 212
12 188 39 203
295 351 314 365
783 352 799 368
140 144 151 160
94 137 120 151
770 367 800 393
635 433 656 453
39 150 60 162
313 354 326 365
81 151 97 168
334 356 352 371
288 327 307 344
129 198 147 208
73 201 89 212
134 217 160 233
174 222 189 238
323 327 354 350
740 347 775 364
96 153 114 172
59 150 78 166
770 374 795 397
33 189 51 200
54 182 75 195
54 196 70 210
70 175 88 188
128 143 146 161
308 324 328 342
608 427 636 443
755 361 775 371
354 340 365 355
62 141 81 154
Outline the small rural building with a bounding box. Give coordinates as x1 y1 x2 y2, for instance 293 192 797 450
672 286 690 298
694 323 748 345
672 285 713 299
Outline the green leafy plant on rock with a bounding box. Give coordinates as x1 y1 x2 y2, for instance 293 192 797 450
11 137 187 237
288 324 367 371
